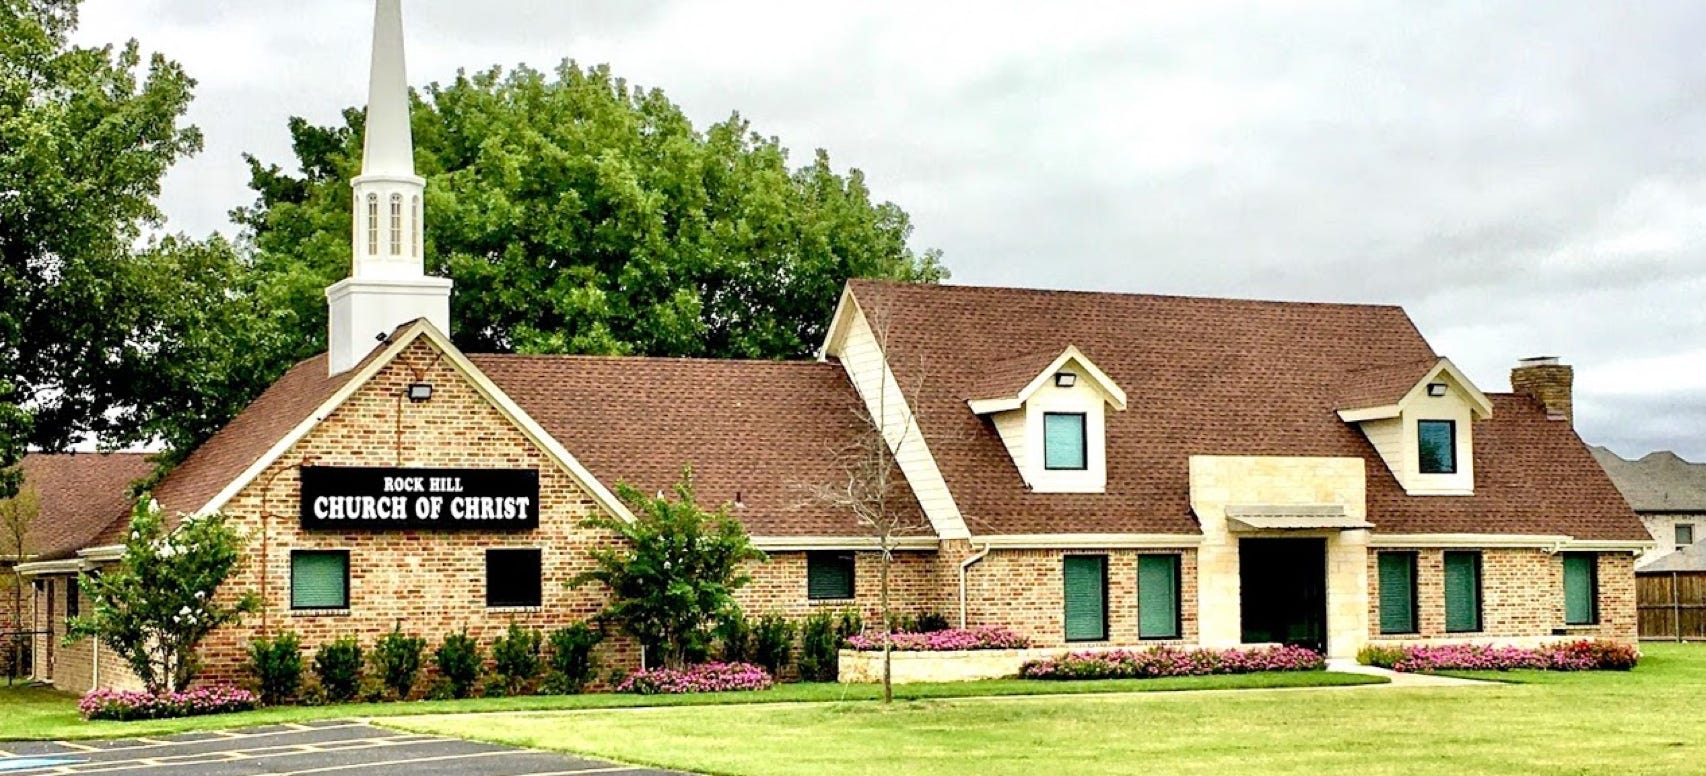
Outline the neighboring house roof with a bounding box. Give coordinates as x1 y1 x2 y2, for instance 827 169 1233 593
11 453 152 560
471 355 927 537
1637 541 1706 574
845 279 1647 541
1590 447 1706 513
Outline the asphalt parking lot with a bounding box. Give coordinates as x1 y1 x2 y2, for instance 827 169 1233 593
0 720 685 775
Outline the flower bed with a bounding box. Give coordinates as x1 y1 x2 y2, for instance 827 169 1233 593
1019 645 1324 680
1359 640 1638 673
79 686 259 721
615 662 773 694
844 626 1029 652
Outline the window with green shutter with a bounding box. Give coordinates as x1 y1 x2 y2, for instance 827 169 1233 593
1063 555 1108 641
1378 552 1418 634
1444 551 1482 633
291 550 349 610
1138 554 1180 639
807 552 855 600
486 549 543 608
1563 553 1598 625
1043 413 1088 470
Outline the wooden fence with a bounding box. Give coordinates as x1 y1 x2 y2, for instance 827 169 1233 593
1637 572 1706 641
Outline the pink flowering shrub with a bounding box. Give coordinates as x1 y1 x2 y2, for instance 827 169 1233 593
79 686 259 721
1020 645 1324 680
845 627 1030 652
615 662 773 694
1361 640 1638 673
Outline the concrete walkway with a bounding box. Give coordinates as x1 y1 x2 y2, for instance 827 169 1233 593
1325 659 1493 687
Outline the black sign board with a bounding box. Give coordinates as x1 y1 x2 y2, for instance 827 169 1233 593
299 466 539 531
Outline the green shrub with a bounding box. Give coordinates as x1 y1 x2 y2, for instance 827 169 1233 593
244 631 303 706
913 612 951 633
1357 644 1405 669
481 675 511 698
312 636 363 703
714 611 754 664
423 677 454 701
492 622 543 695
798 611 840 682
835 609 863 641
752 613 796 677
433 631 483 700
370 627 427 700
543 623 603 694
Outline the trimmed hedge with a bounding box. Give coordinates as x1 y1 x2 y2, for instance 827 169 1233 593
1358 640 1639 672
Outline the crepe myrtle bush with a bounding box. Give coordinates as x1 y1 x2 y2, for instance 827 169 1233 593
571 468 765 669
68 501 260 693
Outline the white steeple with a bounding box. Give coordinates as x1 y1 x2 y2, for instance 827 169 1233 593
326 0 451 375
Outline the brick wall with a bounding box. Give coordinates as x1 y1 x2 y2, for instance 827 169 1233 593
1367 547 1637 643
737 550 946 625
963 548 1198 647
183 338 645 689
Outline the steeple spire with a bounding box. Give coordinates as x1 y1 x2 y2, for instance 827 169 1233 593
362 0 415 177
325 0 451 375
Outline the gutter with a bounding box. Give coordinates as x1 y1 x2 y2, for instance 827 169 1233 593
957 543 990 629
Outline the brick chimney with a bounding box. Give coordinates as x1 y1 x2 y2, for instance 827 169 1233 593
1511 356 1573 422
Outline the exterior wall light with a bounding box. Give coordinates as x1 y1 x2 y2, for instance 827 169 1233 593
1055 372 1077 388
406 382 434 402
1426 382 1449 397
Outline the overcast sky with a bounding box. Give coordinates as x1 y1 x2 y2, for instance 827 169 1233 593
74 0 1706 460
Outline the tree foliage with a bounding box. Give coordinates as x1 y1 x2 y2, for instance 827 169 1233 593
237 61 946 366
0 1 274 464
67 502 260 693
571 468 765 668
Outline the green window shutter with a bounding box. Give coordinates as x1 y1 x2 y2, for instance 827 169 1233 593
1063 555 1107 641
1043 413 1087 470
1564 553 1598 625
1378 552 1417 634
291 551 348 609
1138 555 1180 639
807 553 855 600
1444 551 1481 633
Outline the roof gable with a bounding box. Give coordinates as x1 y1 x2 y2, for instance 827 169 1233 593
1337 357 1493 422
968 346 1127 414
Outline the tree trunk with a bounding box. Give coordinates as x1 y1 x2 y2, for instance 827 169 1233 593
881 543 892 704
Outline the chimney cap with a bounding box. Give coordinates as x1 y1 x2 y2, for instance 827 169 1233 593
1517 356 1561 367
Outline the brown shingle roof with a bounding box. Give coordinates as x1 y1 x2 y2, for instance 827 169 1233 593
1334 358 1439 411
12 453 152 560
847 279 1647 540
968 349 1067 400
94 353 361 545
472 355 927 537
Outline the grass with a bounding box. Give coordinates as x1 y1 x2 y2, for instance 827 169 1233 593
387 643 1706 776
0 670 1378 741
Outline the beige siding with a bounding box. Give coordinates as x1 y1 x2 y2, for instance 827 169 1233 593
992 411 1028 486
831 299 968 539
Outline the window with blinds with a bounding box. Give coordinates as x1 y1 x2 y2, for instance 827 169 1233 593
1378 552 1418 634
1063 555 1108 641
1043 412 1087 470
486 549 543 608
291 551 349 610
807 552 855 600
1138 554 1180 639
1443 551 1482 633
1563 553 1598 625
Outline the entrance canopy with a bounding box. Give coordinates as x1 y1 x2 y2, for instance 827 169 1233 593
1225 504 1373 532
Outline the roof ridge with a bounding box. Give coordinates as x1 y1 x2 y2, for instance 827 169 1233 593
470 353 829 366
849 278 1412 311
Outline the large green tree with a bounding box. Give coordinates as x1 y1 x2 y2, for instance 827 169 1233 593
0 0 269 466
238 61 946 362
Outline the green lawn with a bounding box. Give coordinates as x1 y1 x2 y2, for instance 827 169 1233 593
389 644 1706 776
0 670 1377 741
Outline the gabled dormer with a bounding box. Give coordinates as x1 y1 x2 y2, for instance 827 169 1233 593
968 346 1127 493
1337 357 1493 496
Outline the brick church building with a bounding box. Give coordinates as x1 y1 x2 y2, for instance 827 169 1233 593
19 0 1649 693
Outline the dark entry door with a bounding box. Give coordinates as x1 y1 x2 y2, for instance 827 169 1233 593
1240 538 1327 653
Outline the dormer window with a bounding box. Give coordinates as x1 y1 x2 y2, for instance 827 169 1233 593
1044 413 1088 470
967 346 1125 494
1417 420 1457 474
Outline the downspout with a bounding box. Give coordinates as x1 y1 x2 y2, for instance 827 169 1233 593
958 543 991 629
